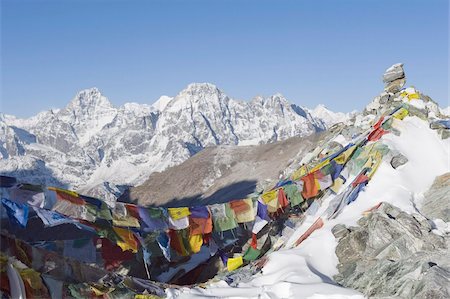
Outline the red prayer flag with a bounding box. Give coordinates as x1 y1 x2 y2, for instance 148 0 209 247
251 233 258 249
352 174 369 188
278 188 289 208
301 172 319 199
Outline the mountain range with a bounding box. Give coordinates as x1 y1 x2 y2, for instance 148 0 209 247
0 83 353 205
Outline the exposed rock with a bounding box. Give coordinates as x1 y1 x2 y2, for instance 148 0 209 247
430 120 450 130
421 173 450 222
383 63 405 83
407 104 429 120
385 78 406 93
331 224 350 240
383 63 406 93
334 202 449 298
390 153 409 169
379 92 392 104
439 129 450 140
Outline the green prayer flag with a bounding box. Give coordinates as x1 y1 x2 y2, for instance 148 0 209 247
283 184 304 207
243 246 260 261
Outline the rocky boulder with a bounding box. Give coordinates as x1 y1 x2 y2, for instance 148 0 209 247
333 202 450 298
390 153 409 169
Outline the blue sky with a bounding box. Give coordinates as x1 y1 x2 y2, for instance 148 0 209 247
1 0 448 118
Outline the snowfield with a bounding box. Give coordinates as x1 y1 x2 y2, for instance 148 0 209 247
168 115 450 298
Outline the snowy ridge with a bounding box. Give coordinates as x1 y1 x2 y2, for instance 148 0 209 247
0 83 335 202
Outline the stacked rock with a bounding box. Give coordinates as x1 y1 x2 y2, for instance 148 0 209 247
383 63 406 93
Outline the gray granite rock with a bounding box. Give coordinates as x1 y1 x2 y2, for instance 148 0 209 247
333 202 449 298
383 63 406 93
385 78 406 93
440 129 450 140
383 63 405 83
390 153 409 169
421 173 450 222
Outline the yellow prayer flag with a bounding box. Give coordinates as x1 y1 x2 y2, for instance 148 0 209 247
260 189 278 204
90 285 113 296
19 268 44 291
188 234 203 254
408 93 420 100
393 107 409 120
47 186 79 197
291 165 308 181
227 256 243 271
310 159 330 172
113 227 138 253
367 152 383 179
168 207 191 220
266 195 280 213
330 177 345 194
334 145 357 165
363 156 373 169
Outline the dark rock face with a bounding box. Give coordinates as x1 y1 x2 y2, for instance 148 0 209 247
333 202 450 298
390 153 409 169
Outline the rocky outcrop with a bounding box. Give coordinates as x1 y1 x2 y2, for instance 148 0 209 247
333 202 450 298
421 173 450 222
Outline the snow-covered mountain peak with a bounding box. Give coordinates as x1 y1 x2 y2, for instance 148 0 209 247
64 87 113 112
312 104 329 112
151 96 173 111
56 88 117 144
164 83 228 112
0 83 330 201
307 104 355 128
181 82 220 95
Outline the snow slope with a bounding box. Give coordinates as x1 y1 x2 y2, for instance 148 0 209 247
168 112 450 298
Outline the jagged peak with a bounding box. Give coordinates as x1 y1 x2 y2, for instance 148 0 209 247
268 93 290 104
65 87 114 112
250 93 290 106
180 83 221 96
312 104 331 113
164 83 228 112
152 95 173 111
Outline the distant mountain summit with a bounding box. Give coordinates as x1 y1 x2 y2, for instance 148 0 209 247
0 84 343 203
307 104 356 128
